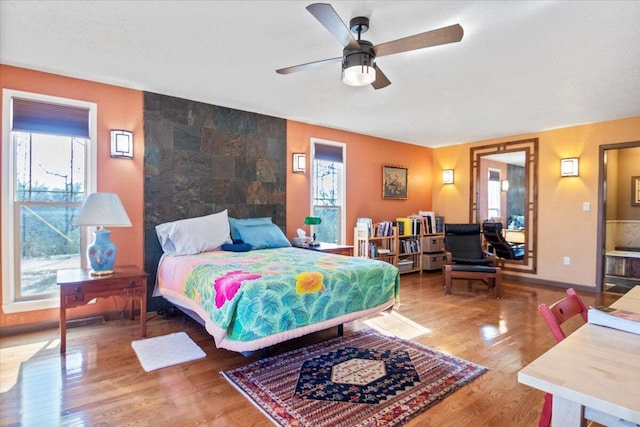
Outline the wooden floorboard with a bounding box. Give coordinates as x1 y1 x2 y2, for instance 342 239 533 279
0 272 619 426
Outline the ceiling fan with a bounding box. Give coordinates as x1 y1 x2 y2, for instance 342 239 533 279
276 3 464 89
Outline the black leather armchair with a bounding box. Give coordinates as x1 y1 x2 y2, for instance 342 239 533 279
443 223 501 298
482 222 525 260
444 223 494 266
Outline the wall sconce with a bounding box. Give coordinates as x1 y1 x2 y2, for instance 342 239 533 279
561 158 579 177
442 169 454 184
293 153 306 173
110 130 134 159
501 179 510 192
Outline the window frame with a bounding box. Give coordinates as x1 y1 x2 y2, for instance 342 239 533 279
2 89 97 313
310 138 346 244
487 167 501 219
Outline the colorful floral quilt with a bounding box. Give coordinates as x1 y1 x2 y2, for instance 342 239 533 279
156 247 399 352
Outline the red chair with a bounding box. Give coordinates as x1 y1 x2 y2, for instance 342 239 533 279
536 288 588 427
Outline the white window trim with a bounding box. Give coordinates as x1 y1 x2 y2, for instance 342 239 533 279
310 138 346 244
2 89 97 313
487 167 502 220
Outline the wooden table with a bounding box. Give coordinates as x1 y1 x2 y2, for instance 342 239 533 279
518 286 640 426
57 265 148 354
503 229 525 244
294 242 354 256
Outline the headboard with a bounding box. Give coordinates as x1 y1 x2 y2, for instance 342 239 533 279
143 92 287 311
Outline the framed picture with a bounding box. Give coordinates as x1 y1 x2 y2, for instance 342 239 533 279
383 165 408 199
633 176 640 207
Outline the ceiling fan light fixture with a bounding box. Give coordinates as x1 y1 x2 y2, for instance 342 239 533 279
342 43 376 87
342 62 376 86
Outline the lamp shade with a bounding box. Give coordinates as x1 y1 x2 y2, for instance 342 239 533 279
73 193 131 275
304 216 322 225
74 193 132 227
342 42 376 87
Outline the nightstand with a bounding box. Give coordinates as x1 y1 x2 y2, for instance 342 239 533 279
296 242 354 256
57 265 148 354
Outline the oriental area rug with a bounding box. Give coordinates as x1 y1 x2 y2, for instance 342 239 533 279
221 329 487 426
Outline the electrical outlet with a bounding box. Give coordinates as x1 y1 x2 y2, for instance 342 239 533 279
563 256 571 265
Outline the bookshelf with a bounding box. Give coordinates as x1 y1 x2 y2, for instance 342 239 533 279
354 224 398 267
398 232 422 274
354 216 446 274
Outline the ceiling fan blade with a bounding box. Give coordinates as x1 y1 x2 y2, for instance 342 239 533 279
306 3 360 50
371 66 391 90
276 57 342 75
373 24 464 57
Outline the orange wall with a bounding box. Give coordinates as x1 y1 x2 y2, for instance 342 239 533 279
3 65 638 328
286 121 433 243
0 65 144 328
433 116 640 288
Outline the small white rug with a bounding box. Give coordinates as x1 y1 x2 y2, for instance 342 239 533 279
131 332 206 372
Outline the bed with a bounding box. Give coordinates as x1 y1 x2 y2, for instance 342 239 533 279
155 247 399 353
151 210 399 353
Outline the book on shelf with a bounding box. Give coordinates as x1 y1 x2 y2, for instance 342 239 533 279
369 243 378 258
356 217 373 237
407 215 422 235
395 218 412 236
400 238 421 254
588 305 640 335
419 210 436 234
374 221 394 237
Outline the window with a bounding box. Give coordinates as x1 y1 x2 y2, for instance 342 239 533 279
2 90 97 312
311 139 346 244
487 168 501 219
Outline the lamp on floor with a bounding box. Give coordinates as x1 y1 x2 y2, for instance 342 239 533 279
73 193 132 275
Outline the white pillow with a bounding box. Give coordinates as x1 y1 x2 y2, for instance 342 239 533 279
155 210 232 255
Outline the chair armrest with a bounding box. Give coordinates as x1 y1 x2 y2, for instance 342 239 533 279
484 249 496 259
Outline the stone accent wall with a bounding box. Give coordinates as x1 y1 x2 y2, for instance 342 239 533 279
143 92 286 310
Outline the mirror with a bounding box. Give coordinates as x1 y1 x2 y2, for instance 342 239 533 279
470 138 538 274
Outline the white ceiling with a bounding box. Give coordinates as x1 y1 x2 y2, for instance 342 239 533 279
2 1 639 148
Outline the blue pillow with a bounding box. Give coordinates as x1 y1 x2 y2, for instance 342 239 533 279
235 223 291 250
221 242 253 252
228 217 273 241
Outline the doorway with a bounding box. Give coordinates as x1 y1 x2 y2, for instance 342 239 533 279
597 142 640 293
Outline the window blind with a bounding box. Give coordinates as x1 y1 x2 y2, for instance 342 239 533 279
488 170 501 181
12 98 90 138
314 143 343 163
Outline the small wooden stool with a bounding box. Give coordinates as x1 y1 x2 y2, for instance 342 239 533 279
443 264 501 298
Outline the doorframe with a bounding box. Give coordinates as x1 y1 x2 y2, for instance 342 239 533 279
596 140 640 292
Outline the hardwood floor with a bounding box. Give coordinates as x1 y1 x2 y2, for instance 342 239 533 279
0 272 619 426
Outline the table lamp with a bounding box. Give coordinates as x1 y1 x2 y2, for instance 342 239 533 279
73 192 132 275
304 216 321 247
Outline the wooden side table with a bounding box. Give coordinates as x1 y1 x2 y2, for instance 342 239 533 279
295 242 354 256
57 265 148 354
